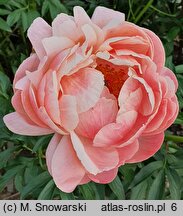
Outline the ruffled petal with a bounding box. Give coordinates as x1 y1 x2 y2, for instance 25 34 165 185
61 67 104 113
75 97 118 139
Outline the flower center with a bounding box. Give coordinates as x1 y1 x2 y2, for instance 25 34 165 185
96 59 128 98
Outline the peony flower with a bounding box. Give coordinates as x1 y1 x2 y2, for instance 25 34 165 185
3 6 178 192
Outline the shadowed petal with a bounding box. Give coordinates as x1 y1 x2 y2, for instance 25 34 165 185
46 133 62 174
88 168 118 184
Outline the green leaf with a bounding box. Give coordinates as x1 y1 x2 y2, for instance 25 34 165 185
0 9 10 15
167 168 181 199
32 135 52 153
168 154 183 169
22 10 40 32
0 17 11 32
51 0 68 13
92 183 105 200
165 55 175 72
21 171 51 199
130 178 149 199
79 183 96 200
109 175 125 199
129 161 163 189
0 165 24 192
167 26 180 41
41 0 49 16
60 191 75 200
0 71 11 99
38 179 55 200
175 65 183 74
147 170 165 199
48 1 67 19
0 146 19 169
14 173 24 192
7 9 22 26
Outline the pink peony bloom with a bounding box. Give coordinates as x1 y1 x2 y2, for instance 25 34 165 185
3 6 178 192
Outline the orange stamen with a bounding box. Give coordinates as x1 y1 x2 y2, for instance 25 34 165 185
96 59 128 98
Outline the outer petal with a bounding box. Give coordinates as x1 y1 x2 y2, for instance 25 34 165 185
61 68 104 113
79 175 91 185
70 132 119 175
27 18 52 59
51 135 86 193
75 97 118 139
13 54 39 90
127 133 164 163
143 28 165 70
74 6 92 26
52 14 82 42
3 112 53 136
46 133 62 175
92 6 125 28
117 140 139 166
88 168 118 184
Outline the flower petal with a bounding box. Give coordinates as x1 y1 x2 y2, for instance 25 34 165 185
42 36 74 57
88 168 118 184
61 67 104 112
59 95 79 131
46 133 62 175
70 132 119 175
74 6 91 26
75 97 118 139
51 135 86 193
94 110 138 147
13 54 39 90
143 28 165 70
92 6 125 28
127 133 164 163
27 18 52 59
3 112 53 136
117 140 139 166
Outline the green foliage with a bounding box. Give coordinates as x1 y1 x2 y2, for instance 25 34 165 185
0 0 183 200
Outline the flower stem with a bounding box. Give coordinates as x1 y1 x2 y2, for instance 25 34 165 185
150 5 177 17
165 134 183 143
134 0 154 23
